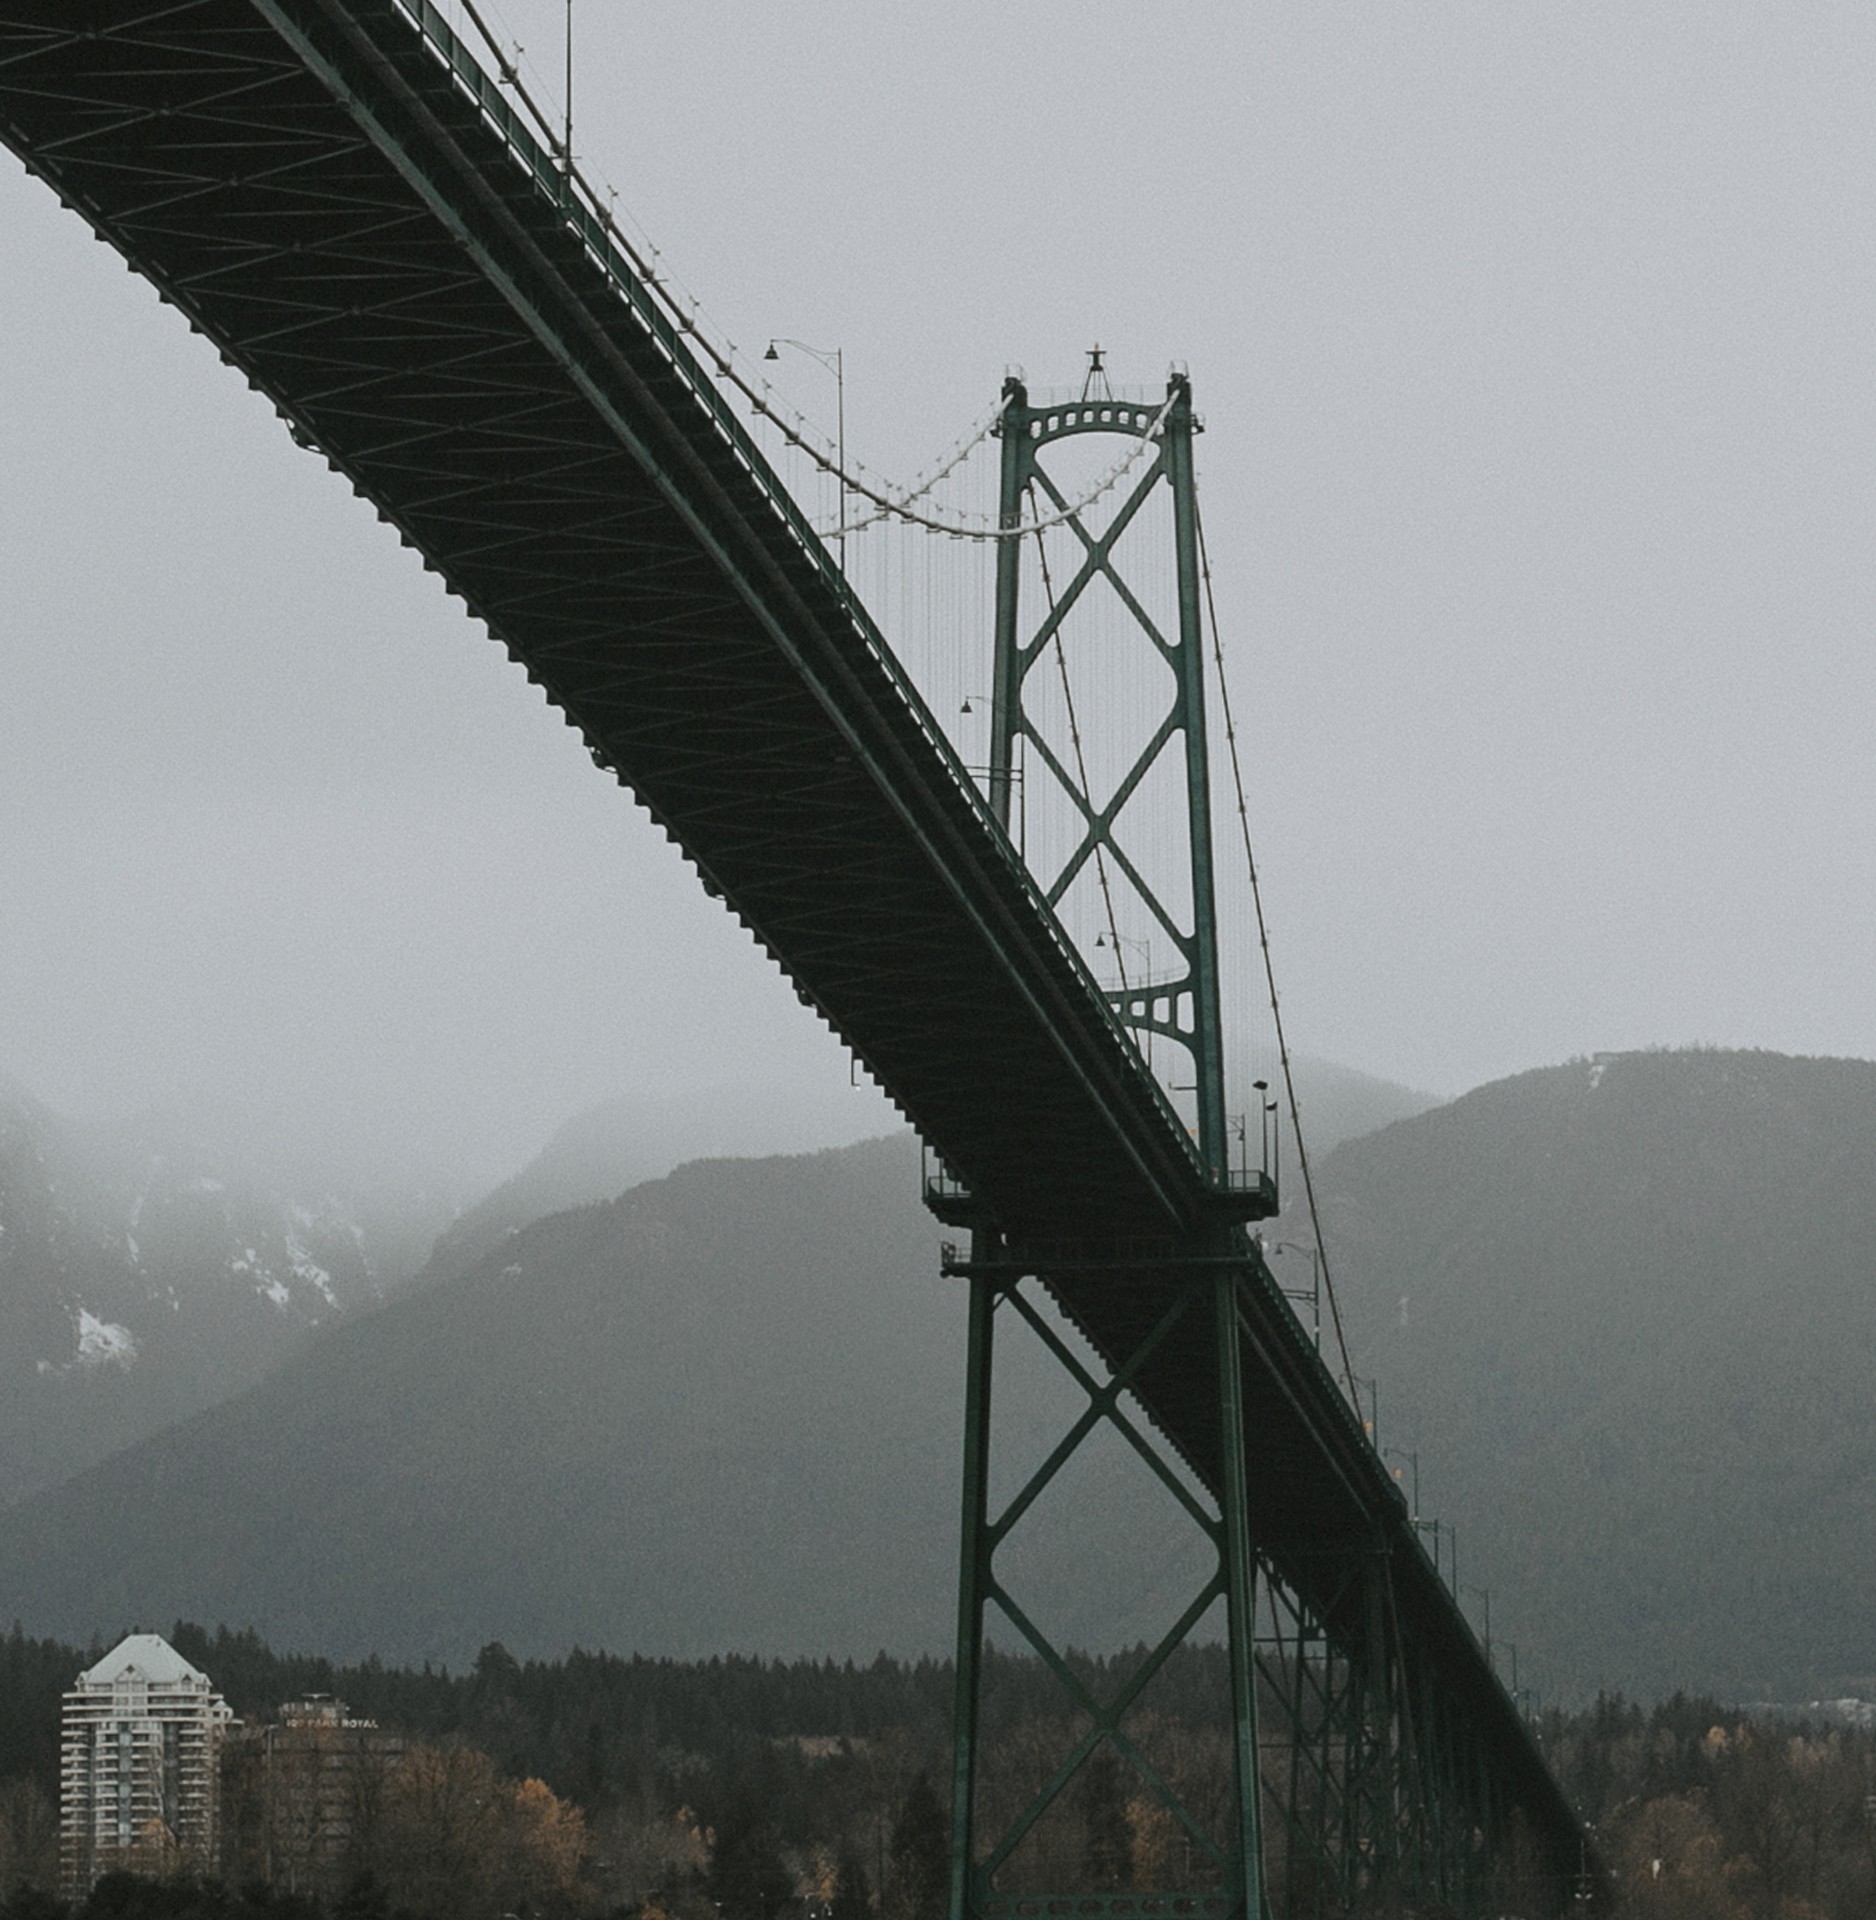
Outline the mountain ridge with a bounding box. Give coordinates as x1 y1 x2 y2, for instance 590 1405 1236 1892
11 1049 1858 1701
1320 1046 1876 1702
0 1079 461 1509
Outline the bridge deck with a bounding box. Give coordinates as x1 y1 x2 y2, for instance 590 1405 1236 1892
0 0 1586 1886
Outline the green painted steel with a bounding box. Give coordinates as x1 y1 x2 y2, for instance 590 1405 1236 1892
963 383 1279 1908
952 369 1587 1917
941 1255 1268 1920
947 1261 997 1920
988 374 1232 1180
1215 1274 1274 1920
936 1239 1562 1918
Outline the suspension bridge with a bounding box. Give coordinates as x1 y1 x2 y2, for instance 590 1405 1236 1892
0 4 1603 1914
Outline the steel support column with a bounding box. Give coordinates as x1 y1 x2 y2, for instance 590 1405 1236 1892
1216 1273 1273 1920
947 1251 999 1920
942 1253 1272 1920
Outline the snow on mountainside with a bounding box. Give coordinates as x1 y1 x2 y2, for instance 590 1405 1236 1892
0 1076 460 1509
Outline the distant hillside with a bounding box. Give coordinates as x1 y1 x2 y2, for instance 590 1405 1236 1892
0 1079 459 1508
1320 1047 1876 1703
1281 1053 1443 1155
417 1075 897 1291
10 1049 1859 1703
0 1046 1411 1536
0 1133 1204 1664
419 1056 1432 1297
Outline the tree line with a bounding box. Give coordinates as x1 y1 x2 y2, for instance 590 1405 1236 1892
1543 1691 1876 1917
5 1623 1876 1916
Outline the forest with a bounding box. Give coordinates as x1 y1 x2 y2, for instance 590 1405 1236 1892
2 1624 1874 1918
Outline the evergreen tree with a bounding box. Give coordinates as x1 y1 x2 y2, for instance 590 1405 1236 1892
885 1774 947 1920
706 1794 793 1920
1079 1748 1131 1890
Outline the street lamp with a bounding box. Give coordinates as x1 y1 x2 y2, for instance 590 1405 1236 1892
1249 1079 1280 1194
1265 1239 1322 1349
1093 929 1151 983
765 338 846 573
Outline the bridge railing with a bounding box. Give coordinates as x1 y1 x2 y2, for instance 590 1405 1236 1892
387 0 1234 1203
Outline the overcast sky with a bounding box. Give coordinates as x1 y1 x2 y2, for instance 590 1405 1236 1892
3 2 1873 1185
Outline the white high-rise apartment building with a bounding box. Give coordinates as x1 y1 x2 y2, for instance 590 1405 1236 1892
60 1633 233 1896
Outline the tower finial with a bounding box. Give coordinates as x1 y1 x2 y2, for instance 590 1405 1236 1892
1081 343 1112 402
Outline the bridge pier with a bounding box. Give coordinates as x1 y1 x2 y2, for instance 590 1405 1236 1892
942 1237 1274 1920
933 1226 1567 1920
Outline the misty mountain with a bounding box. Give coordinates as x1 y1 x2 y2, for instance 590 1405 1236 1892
0 1077 460 1508
421 1054 1434 1295
1278 1053 1443 1157
416 1074 897 1291
1319 1047 1876 1704
0 1132 1220 1667
0 1047 1417 1530
11 1049 1859 1703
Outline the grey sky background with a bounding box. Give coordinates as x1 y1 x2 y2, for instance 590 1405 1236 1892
3 3 1873 1186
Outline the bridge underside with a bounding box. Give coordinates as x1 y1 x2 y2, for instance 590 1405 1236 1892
0 5 1598 1910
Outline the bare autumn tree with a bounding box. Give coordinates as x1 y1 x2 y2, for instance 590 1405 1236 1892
363 1740 588 1918
1603 1790 1748 1920
830 1840 872 1920
588 1788 711 1913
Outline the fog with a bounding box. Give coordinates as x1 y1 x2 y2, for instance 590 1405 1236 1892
3 2 1872 1189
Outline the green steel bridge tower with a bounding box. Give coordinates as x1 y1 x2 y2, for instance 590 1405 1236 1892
935 366 1280 1920
934 368 1575 1920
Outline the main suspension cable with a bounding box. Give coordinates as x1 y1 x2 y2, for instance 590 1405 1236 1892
403 0 1172 543
779 389 1175 542
1194 497 1363 1416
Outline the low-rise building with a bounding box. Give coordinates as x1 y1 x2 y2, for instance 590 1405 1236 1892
222 1693 405 1901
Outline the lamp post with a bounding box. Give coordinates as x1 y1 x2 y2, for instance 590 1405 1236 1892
1265 1239 1321 1349
1093 929 1150 983
765 338 846 573
1251 1079 1280 1194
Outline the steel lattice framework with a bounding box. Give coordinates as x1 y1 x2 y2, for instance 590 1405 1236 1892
0 5 1602 1912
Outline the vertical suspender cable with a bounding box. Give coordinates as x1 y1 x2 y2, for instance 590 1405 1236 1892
1028 489 1131 993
